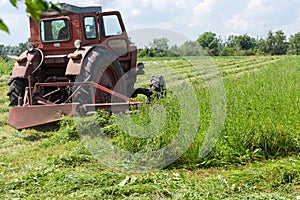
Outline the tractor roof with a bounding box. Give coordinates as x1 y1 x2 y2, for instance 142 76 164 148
41 3 102 16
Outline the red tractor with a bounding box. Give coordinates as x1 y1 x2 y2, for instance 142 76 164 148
7 3 164 129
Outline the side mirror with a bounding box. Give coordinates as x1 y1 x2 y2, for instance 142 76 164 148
137 62 145 75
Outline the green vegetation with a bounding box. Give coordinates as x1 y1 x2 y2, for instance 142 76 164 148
0 58 14 77
0 56 299 199
0 43 26 60
138 30 300 57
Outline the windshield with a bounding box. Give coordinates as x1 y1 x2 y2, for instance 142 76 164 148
102 15 122 36
40 19 70 42
84 16 97 39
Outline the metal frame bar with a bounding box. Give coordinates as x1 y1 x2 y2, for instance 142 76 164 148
28 78 138 106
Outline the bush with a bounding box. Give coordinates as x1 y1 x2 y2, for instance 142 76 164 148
0 58 13 76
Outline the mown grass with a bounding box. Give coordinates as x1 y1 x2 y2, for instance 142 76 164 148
0 56 299 199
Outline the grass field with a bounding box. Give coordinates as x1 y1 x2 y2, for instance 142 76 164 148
0 55 299 199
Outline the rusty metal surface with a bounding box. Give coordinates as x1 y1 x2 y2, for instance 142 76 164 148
8 104 74 130
11 51 40 79
65 46 94 75
90 81 138 103
8 80 141 129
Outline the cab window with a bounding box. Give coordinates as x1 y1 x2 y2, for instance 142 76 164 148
84 17 97 39
102 15 122 36
41 19 70 42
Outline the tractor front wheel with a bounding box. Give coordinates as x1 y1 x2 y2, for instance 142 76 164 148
74 47 126 108
7 78 28 106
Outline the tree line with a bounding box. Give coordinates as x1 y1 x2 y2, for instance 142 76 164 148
0 43 26 60
1 30 300 59
138 30 300 57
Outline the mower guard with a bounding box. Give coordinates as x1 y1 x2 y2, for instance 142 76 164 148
7 80 141 130
8 104 74 130
8 102 140 130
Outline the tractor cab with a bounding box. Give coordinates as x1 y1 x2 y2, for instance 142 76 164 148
28 3 130 58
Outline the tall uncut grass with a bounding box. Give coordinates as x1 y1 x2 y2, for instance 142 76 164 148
213 56 300 165
62 55 300 168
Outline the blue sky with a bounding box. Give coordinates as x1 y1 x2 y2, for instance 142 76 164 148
1 0 300 46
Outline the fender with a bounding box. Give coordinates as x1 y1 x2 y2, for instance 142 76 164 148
129 45 137 69
11 51 41 79
65 46 94 75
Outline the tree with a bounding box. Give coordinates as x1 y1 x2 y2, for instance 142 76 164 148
273 30 288 55
149 38 169 51
0 0 60 33
225 34 257 50
219 47 236 56
171 41 202 56
226 35 238 49
223 34 257 56
235 34 257 51
197 32 222 56
257 38 267 55
0 43 26 59
289 32 300 55
261 30 288 55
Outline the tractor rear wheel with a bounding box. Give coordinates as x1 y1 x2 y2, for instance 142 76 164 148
7 78 28 106
74 47 126 108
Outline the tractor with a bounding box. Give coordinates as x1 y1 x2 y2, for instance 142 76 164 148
7 3 165 130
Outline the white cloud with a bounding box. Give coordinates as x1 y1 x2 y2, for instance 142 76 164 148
131 9 142 16
1 13 27 29
226 0 269 35
1 0 300 45
281 10 300 37
188 0 217 27
0 13 29 45
225 0 300 37
228 14 249 31
144 0 196 11
0 0 9 6
247 0 271 13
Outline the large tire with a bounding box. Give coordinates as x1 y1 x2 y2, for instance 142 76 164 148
74 47 126 108
149 75 166 100
150 75 165 93
7 78 28 106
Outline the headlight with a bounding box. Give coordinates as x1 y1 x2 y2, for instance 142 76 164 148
26 42 34 52
74 39 82 49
